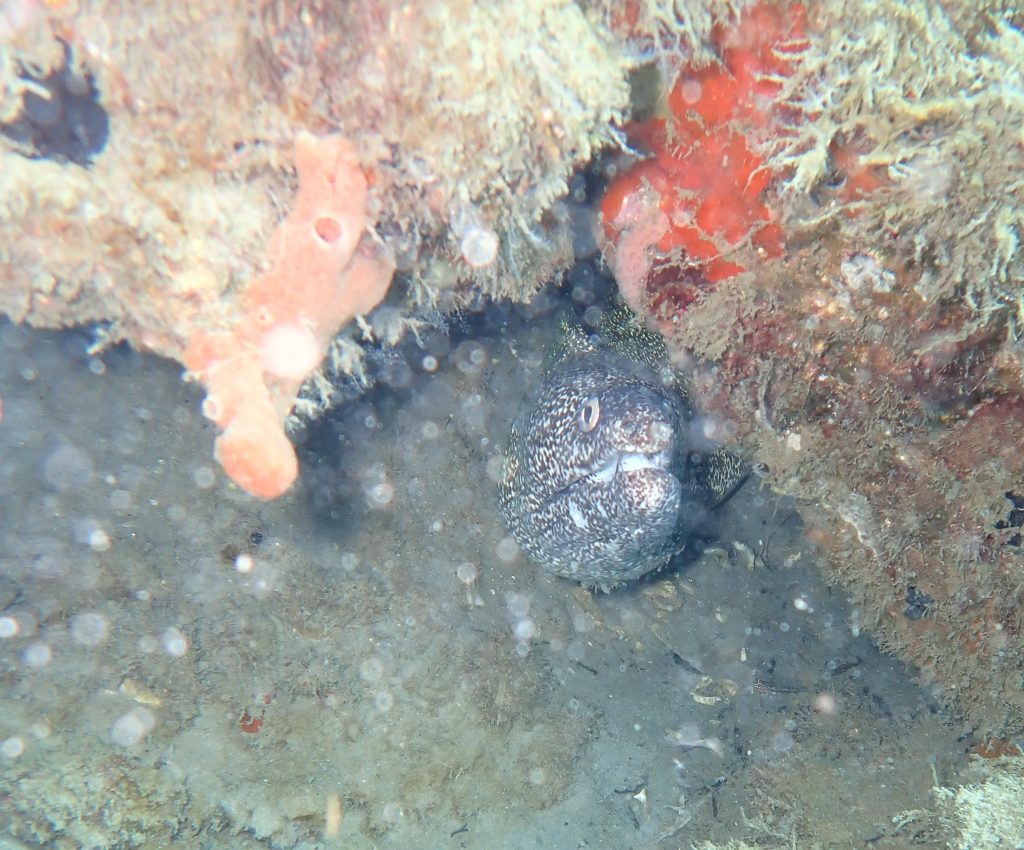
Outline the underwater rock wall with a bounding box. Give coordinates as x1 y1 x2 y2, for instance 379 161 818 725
0 0 631 497
1 0 1023 733
600 0 1024 733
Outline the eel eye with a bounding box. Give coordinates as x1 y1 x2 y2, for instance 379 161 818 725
578 396 600 432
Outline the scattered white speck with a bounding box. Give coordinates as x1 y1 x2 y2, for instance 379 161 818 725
514 618 537 641
679 77 702 104
460 226 499 268
43 443 94 491
485 454 504 483
162 627 188 657
88 528 111 551
496 536 520 563
70 612 109 647
111 707 156 747
23 642 52 667
772 731 795 753
192 466 216 489
261 322 321 380
359 655 385 683
455 342 489 375
1 737 25 759
375 690 394 712
813 692 837 715
366 481 395 509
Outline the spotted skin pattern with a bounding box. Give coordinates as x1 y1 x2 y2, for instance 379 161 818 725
499 304 746 588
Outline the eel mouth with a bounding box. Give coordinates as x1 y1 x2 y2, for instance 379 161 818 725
590 448 671 483
555 446 674 498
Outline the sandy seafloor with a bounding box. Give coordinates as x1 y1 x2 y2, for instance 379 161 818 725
0 271 976 849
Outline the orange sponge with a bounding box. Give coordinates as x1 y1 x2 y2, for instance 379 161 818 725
185 134 394 499
600 2 807 319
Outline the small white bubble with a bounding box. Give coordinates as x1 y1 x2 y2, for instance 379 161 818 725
375 690 394 712
88 358 106 375
455 342 488 375
456 562 478 585
812 692 837 715
235 554 254 574
22 642 52 667
110 707 156 747
496 536 520 563
0 616 20 638
792 596 810 612
381 802 405 824
366 481 395 509
571 285 592 305
771 731 795 753
43 443 95 492
421 420 440 440
506 592 531 619
514 618 537 641
485 454 504 484
192 466 216 489
162 627 188 658
88 528 111 552
421 355 439 373
70 612 109 647
779 622 791 633
1 737 25 759
359 655 385 682
680 77 703 104
460 226 499 268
